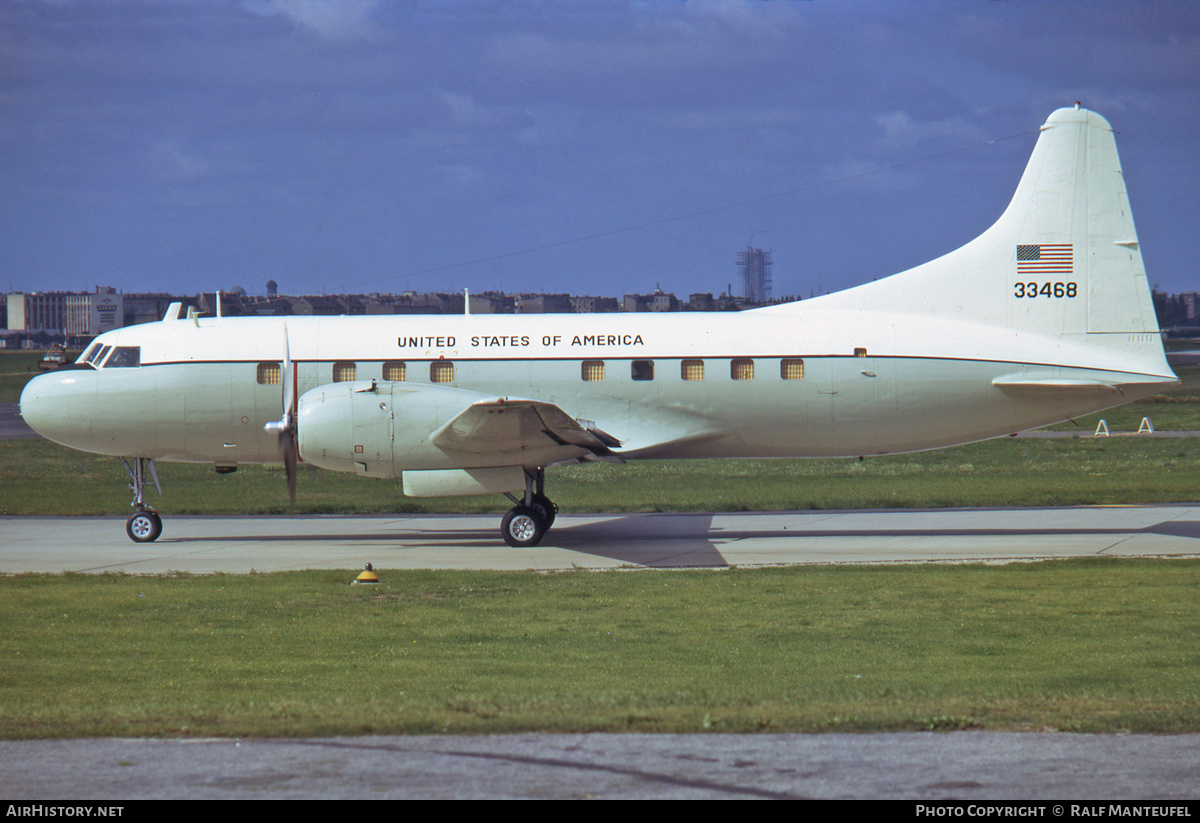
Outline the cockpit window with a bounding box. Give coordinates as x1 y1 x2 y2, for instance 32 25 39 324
78 343 100 365
103 346 141 368
89 345 112 366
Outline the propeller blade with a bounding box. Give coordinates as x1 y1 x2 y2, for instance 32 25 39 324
280 428 297 507
264 324 297 506
281 322 294 429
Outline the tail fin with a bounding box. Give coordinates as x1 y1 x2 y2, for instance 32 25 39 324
795 106 1162 341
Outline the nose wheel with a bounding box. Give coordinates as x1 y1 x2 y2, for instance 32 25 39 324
126 508 162 543
120 457 163 543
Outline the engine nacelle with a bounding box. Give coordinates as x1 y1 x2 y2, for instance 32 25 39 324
297 380 504 479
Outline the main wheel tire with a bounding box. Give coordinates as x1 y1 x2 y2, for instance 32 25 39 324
126 510 162 543
530 494 557 530
502 506 545 548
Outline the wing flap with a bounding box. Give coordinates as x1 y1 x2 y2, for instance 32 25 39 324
431 397 620 457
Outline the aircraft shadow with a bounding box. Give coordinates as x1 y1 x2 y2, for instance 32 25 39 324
544 513 726 567
162 513 729 567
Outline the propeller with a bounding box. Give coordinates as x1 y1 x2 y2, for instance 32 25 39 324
263 325 297 506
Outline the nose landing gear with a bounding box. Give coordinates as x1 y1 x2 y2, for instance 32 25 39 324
120 457 162 543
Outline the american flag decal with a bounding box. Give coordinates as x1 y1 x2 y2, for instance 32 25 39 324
1016 244 1073 275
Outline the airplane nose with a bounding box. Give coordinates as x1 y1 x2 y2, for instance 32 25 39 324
20 367 161 459
19 370 84 445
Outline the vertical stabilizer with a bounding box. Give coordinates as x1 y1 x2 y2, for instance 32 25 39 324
1000 105 1157 336
798 106 1161 341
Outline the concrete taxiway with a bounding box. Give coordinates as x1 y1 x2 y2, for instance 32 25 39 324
3 732 1200 800
0 401 37 440
2 504 1199 574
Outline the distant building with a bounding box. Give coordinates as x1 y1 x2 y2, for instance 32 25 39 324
65 294 91 335
89 287 124 333
427 292 465 314
390 292 465 315
363 295 397 315
4 283 1194 342
5 293 26 331
291 295 353 316
569 295 619 313
123 293 181 326
6 292 69 332
516 294 573 313
1153 290 1200 332
623 289 680 312
467 292 515 314
198 291 250 317
738 246 773 303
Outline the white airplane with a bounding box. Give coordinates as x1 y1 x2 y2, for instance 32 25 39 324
19 105 1178 547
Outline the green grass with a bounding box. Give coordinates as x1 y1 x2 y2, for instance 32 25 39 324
2 435 1198 515
1 560 1197 738
0 351 52 403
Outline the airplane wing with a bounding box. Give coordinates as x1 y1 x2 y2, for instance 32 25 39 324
431 397 622 458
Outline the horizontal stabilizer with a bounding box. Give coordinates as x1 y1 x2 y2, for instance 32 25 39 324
992 374 1121 393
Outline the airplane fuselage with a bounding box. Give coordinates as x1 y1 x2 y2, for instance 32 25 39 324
22 307 1175 474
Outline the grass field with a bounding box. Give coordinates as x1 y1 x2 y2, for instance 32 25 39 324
0 351 61 403
2 435 1199 516
1 560 1198 739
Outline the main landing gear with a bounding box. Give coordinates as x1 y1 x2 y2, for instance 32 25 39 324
120 457 162 543
501 468 557 548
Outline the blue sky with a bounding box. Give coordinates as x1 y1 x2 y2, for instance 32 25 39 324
2 0 1197 300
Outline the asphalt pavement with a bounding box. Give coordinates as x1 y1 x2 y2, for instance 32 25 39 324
3 733 1199 800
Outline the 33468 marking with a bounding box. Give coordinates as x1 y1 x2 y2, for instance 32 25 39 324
1014 282 1077 298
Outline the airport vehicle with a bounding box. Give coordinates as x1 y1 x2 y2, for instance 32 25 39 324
18 106 1178 546
38 345 67 371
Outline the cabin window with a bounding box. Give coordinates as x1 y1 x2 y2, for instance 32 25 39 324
781 358 805 380
681 359 705 381
581 360 605 382
631 360 654 381
731 358 755 380
382 361 406 382
257 362 281 385
105 347 141 368
333 361 357 382
431 360 454 384
854 347 868 358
